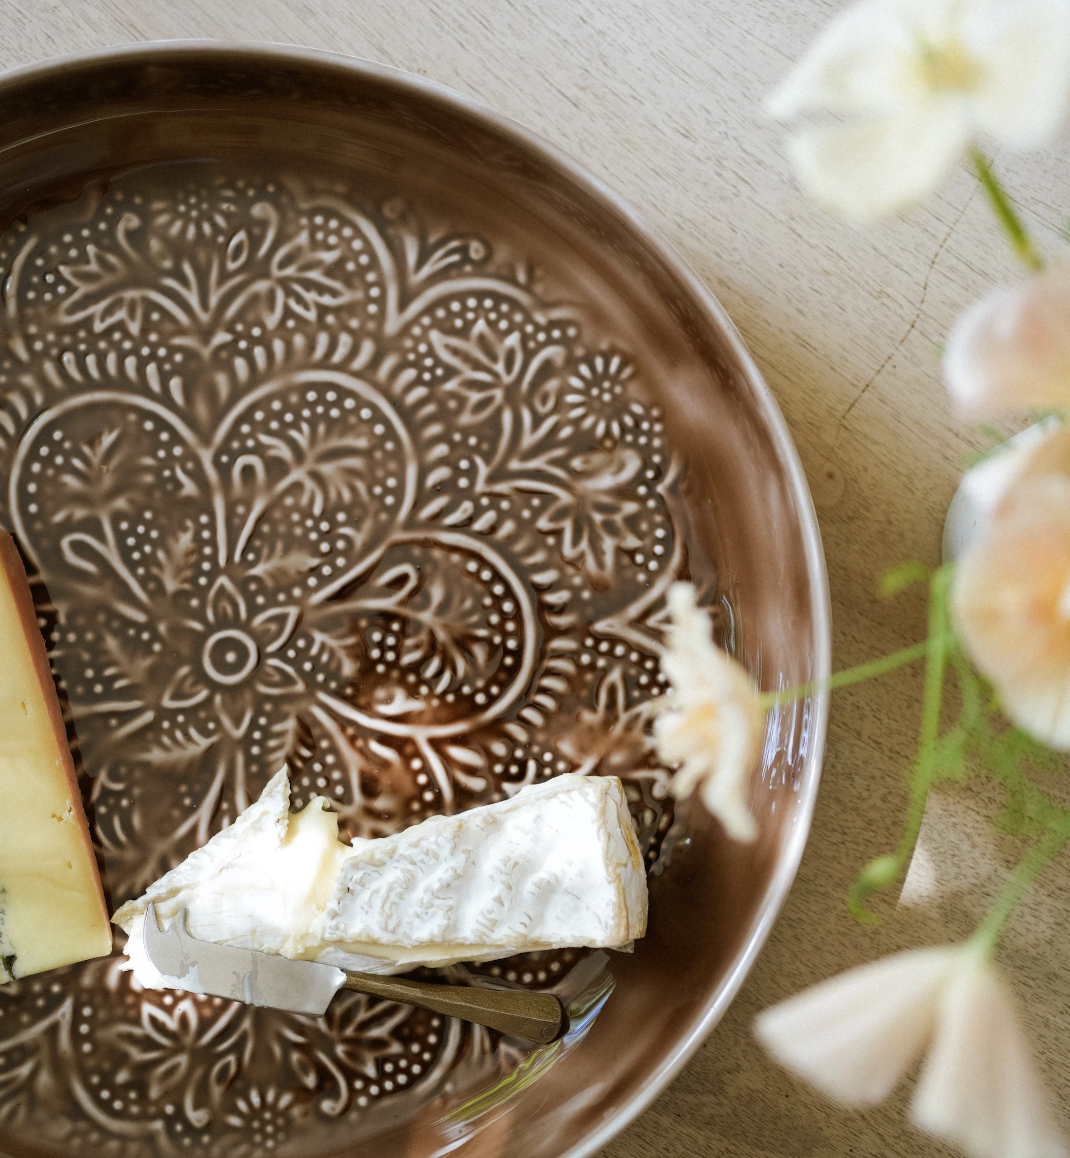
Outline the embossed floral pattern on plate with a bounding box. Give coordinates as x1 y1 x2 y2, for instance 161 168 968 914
0 166 708 1156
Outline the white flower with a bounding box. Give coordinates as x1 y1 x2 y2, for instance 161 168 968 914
944 420 1070 561
945 263 1070 417
756 946 1066 1158
945 419 1070 560
655 582 765 842
914 958 1068 1158
956 418 1070 523
952 472 1070 748
755 946 960 1105
767 0 1070 220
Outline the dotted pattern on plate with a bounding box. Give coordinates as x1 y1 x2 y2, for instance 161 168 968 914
0 168 713 1156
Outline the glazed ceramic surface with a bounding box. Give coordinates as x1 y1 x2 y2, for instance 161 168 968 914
0 44 829 1158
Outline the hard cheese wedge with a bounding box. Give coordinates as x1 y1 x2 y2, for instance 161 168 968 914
0 532 111 982
114 768 647 987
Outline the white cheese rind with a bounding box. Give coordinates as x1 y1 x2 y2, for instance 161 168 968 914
323 775 647 965
113 766 377 987
115 769 648 989
0 531 111 982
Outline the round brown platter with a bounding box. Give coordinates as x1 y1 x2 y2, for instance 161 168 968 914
0 42 830 1158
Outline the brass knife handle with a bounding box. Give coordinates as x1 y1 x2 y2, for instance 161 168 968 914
341 970 566 1045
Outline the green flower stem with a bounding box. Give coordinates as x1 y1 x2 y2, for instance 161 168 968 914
971 809 1070 956
893 571 953 858
848 567 953 923
970 148 1043 271
757 633 956 710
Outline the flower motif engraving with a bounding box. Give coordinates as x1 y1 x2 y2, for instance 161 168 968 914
535 447 645 586
106 997 252 1126
0 165 698 1155
220 1085 295 1156
59 190 360 340
325 994 409 1079
564 352 637 442
161 574 303 738
431 318 527 426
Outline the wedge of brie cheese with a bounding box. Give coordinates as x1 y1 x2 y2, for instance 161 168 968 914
113 768 360 988
323 775 647 967
114 768 647 988
0 531 111 982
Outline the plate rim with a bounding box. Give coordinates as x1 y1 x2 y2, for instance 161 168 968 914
0 38 832 1158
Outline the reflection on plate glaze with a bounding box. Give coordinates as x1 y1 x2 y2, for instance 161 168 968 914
0 167 709 1156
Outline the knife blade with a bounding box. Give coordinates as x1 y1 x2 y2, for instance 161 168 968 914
143 905 567 1043
143 905 347 1015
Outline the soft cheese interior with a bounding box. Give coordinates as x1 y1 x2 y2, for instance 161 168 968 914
114 768 647 988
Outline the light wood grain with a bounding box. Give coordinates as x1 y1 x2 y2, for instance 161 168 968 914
0 2 1065 1156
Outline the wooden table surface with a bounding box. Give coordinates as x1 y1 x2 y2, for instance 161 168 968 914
2 3 1068 1156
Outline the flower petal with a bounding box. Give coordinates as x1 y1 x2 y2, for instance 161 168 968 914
251 605 301 653
147 1054 190 1101
656 583 765 842
659 582 749 705
786 104 971 220
214 687 254 739
257 657 307 696
944 264 1070 417
965 0 1070 147
766 0 921 119
958 419 1070 525
206 573 247 627
755 947 961 1107
952 474 1070 748
161 663 209 709
912 957 1068 1158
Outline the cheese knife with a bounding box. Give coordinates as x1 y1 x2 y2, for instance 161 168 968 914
143 904 566 1045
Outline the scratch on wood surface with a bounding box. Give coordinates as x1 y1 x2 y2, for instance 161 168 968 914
837 191 977 426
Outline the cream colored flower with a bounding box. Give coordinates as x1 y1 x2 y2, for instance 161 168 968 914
952 473 1070 748
757 946 1066 1158
944 420 1070 562
756 946 960 1105
957 419 1070 522
655 582 765 842
945 263 1070 416
914 958 1068 1158
767 0 1070 220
